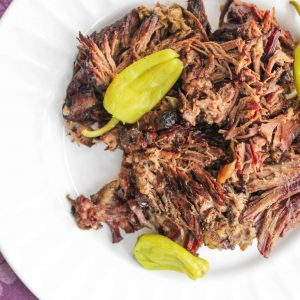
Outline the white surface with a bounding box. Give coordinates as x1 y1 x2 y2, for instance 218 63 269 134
0 0 299 299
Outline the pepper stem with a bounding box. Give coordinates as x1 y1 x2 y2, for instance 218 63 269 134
82 117 120 138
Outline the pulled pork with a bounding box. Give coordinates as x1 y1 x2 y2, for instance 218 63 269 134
64 0 299 258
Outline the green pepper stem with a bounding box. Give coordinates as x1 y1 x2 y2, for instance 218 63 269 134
82 117 119 138
290 1 300 15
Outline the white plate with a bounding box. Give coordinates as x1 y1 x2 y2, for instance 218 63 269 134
0 0 299 299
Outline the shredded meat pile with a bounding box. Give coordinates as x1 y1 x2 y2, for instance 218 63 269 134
63 0 299 258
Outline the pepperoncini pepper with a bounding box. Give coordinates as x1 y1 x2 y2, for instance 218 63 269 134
290 1 300 15
133 234 210 280
294 44 300 99
82 49 183 138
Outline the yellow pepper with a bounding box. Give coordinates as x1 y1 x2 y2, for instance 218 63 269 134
294 44 300 100
82 49 183 138
133 234 210 280
290 1 300 15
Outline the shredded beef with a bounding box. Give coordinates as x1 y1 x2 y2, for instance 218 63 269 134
64 0 299 258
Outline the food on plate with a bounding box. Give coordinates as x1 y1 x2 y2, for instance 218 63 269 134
133 234 209 279
63 0 300 277
82 49 183 137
